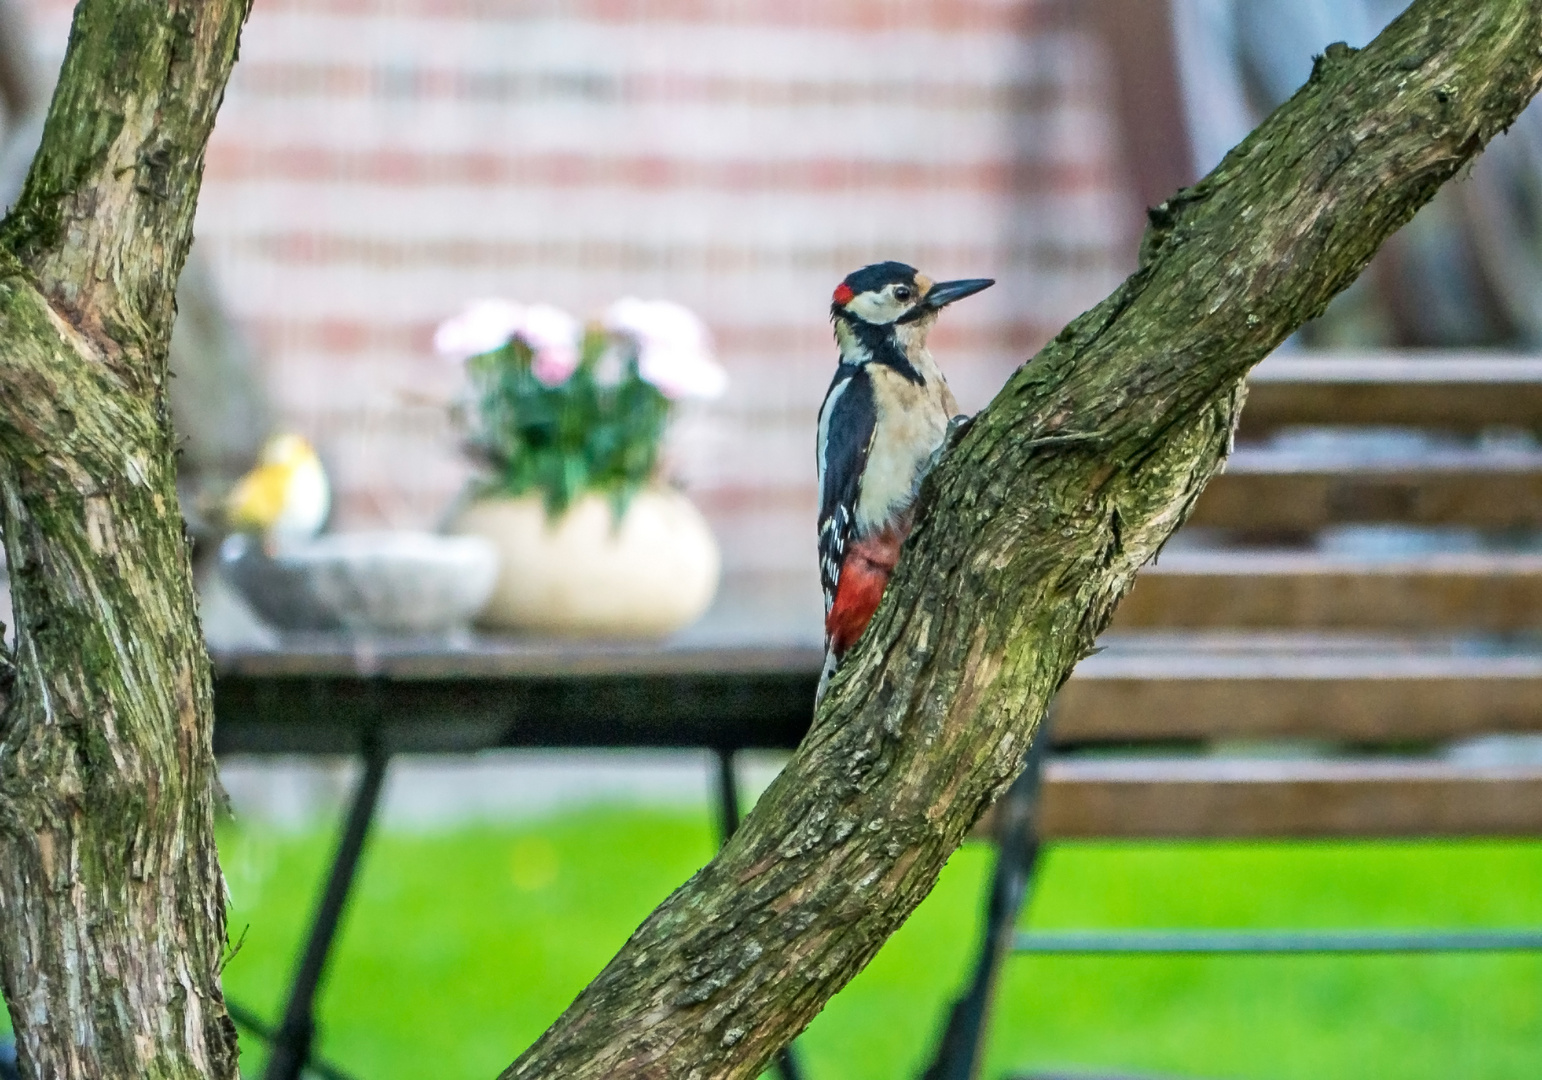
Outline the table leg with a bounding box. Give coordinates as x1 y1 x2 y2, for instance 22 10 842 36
228 1001 358 1080
712 749 807 1080
714 745 743 839
262 737 390 1080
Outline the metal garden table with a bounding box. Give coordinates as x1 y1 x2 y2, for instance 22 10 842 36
211 633 823 1080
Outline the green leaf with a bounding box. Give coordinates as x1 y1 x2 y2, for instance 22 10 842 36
458 330 675 522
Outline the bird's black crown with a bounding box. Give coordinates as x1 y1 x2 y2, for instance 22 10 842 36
839 261 918 295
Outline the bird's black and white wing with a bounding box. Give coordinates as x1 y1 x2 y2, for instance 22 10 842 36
816 364 876 614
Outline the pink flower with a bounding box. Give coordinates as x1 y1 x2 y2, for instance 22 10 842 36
433 299 524 363
519 304 582 387
601 298 728 400
433 300 581 387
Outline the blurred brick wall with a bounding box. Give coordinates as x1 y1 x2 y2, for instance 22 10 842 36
21 0 1132 584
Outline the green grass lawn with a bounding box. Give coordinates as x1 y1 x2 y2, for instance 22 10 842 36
210 809 1542 1079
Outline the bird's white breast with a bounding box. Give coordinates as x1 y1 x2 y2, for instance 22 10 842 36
856 357 956 534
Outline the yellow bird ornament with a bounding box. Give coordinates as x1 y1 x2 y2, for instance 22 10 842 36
224 433 330 550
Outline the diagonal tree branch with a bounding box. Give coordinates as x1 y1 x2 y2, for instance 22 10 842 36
0 0 250 1076
503 3 1542 1078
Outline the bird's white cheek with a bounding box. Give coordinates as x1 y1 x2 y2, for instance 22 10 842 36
846 293 900 324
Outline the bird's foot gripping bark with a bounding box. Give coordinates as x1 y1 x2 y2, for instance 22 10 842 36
923 412 976 478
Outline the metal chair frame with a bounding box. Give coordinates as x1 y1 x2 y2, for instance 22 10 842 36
919 721 1542 1080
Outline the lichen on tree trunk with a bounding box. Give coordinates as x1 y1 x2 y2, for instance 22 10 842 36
501 3 1542 1079
0 0 250 1077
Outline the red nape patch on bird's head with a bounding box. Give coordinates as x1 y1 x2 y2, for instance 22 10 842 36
832 283 855 306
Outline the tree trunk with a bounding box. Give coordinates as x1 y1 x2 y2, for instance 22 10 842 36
0 0 249 1076
503 3 1542 1078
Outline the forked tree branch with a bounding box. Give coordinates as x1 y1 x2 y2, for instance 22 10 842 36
503 3 1542 1078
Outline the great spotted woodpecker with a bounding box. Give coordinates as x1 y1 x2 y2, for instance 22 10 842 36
816 261 994 699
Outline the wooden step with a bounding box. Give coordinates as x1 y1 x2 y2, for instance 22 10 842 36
1240 352 1542 435
1190 445 1542 529
1111 550 1542 632
1038 757 1542 838
1059 636 1542 742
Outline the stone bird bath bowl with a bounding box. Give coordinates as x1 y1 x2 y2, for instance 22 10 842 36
220 531 499 634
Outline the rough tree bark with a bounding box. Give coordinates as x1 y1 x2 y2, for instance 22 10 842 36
503 3 1542 1079
0 0 248 1077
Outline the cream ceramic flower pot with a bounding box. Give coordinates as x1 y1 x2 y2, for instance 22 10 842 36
450 489 720 637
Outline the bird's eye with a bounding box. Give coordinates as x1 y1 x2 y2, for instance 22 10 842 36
894 286 914 302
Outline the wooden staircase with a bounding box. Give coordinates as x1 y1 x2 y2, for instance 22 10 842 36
1039 352 1542 839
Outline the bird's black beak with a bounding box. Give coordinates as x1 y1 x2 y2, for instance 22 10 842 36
923 278 995 309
